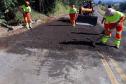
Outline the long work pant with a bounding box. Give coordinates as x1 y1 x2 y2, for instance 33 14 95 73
69 13 77 25
104 21 124 40
23 12 32 24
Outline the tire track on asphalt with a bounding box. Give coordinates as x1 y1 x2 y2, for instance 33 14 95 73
97 52 119 84
109 57 126 83
98 51 126 84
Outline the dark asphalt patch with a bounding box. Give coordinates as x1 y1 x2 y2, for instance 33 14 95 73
0 17 125 62
0 16 126 84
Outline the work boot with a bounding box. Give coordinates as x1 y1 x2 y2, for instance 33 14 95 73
113 40 121 49
72 23 76 27
25 23 30 29
100 35 110 44
29 23 32 28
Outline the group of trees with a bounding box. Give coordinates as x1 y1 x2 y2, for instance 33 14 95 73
97 0 126 12
0 0 59 14
0 0 59 22
3 0 126 16
0 0 68 24
0 0 90 13
0 0 17 12
119 2 126 12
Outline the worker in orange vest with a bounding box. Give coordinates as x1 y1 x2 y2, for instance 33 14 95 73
101 5 125 48
21 1 32 29
69 3 78 27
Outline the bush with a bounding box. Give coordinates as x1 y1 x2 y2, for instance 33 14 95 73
119 2 126 12
49 0 69 16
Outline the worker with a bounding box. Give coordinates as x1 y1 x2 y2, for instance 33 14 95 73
101 5 125 48
69 3 78 27
21 1 32 29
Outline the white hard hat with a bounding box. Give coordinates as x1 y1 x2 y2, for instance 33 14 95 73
105 8 116 16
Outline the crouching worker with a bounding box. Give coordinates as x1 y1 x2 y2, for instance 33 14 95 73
101 5 125 48
22 1 32 29
69 4 78 27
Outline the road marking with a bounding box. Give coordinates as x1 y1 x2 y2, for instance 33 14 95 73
110 58 126 83
98 52 119 84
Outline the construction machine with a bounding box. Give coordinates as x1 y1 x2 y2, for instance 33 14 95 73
76 0 98 26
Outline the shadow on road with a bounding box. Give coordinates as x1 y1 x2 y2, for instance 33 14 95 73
60 40 94 47
71 32 100 35
58 17 70 23
48 24 71 26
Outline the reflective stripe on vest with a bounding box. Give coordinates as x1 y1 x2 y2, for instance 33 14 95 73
104 11 124 23
69 8 77 14
22 5 31 13
116 31 122 34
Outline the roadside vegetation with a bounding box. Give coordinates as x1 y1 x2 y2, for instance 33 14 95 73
97 5 105 16
0 0 91 28
0 0 71 27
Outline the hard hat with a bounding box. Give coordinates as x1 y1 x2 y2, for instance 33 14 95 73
105 8 116 16
25 1 30 5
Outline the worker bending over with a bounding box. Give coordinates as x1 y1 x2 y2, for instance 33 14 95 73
101 5 125 48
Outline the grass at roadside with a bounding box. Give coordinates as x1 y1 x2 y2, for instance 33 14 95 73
48 1 69 17
97 5 105 16
16 10 48 23
1 1 69 29
16 1 69 24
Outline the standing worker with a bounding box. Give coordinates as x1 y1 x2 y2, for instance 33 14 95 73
69 3 78 27
22 1 32 29
101 5 125 48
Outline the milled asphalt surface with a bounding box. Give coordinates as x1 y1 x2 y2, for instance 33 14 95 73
0 12 126 84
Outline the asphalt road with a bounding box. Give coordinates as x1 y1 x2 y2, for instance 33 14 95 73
0 13 126 84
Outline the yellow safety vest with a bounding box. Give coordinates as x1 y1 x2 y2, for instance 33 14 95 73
104 11 124 23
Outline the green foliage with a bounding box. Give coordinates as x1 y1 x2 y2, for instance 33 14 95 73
98 5 105 16
0 0 18 12
50 0 69 16
17 0 25 6
31 9 47 22
113 4 119 11
32 0 68 15
119 2 126 12
99 5 105 11
0 0 18 20
0 0 95 24
33 0 90 14
98 1 102 5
